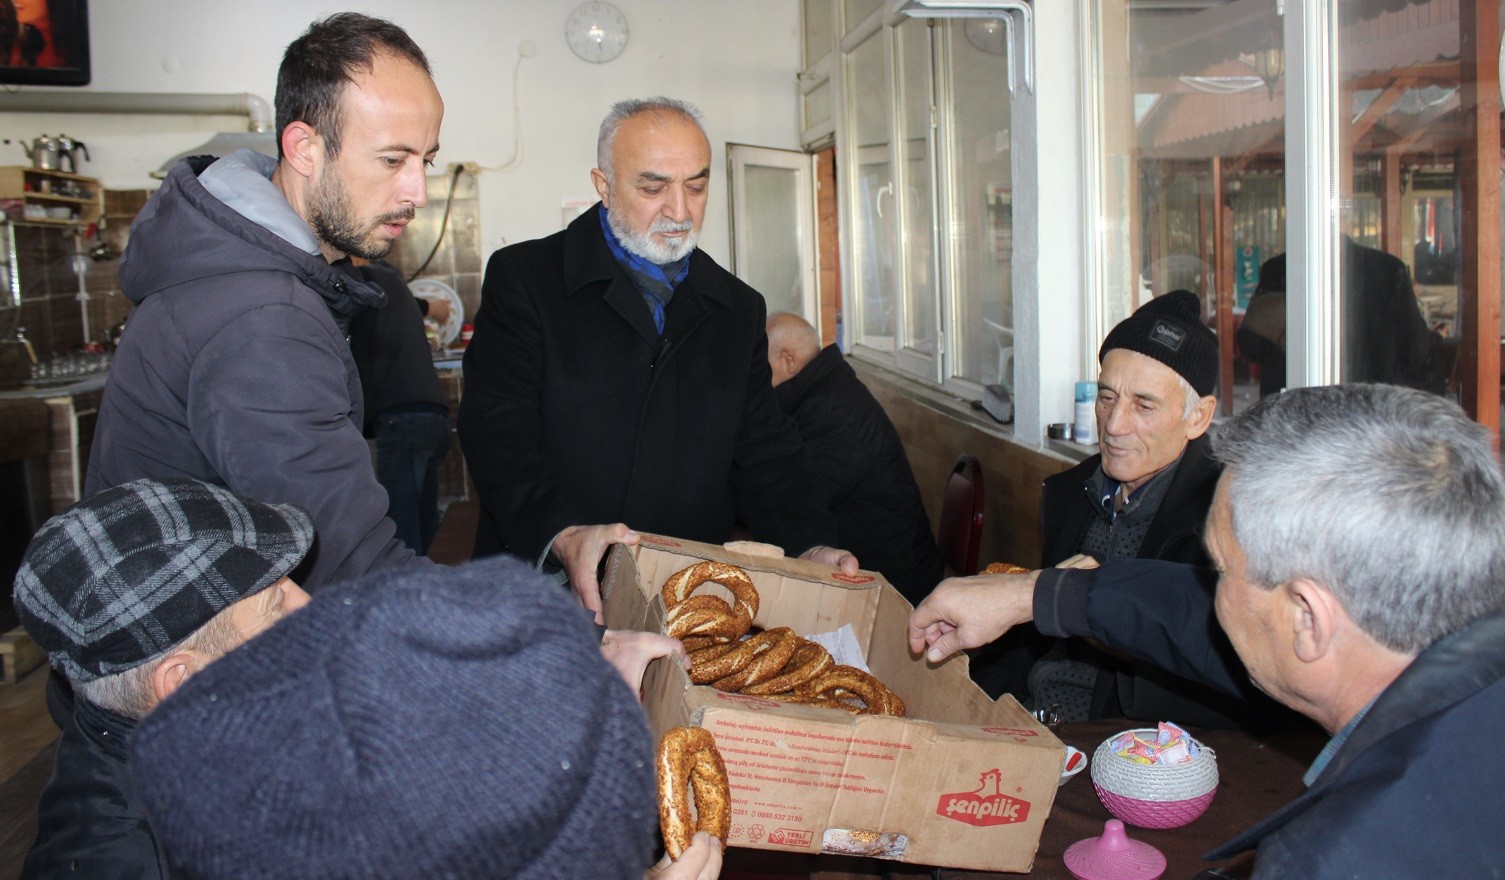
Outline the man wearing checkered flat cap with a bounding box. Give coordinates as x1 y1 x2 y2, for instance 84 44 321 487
12 478 314 880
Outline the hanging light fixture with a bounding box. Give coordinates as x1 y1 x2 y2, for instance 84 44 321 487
1251 46 1284 99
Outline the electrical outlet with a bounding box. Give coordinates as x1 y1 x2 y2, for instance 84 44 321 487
447 161 481 175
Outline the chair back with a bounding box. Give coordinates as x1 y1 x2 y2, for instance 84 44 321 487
937 453 985 576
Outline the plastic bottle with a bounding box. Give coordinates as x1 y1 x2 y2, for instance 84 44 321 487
1072 381 1097 445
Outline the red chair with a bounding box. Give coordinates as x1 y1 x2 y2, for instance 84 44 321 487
938 453 985 576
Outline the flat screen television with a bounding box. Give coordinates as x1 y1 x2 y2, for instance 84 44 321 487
0 0 89 86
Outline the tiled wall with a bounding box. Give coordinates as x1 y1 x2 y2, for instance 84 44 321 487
0 189 140 388
0 172 485 510
385 170 483 333
0 170 483 392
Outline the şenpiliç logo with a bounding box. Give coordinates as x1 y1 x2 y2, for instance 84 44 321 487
936 769 1032 827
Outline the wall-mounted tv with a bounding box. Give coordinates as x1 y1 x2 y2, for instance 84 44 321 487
0 0 89 86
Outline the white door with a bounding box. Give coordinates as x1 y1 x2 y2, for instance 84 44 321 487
727 144 820 329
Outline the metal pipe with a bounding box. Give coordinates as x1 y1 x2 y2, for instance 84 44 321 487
0 91 272 132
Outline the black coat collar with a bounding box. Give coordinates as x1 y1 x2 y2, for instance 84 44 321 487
558 204 733 351
74 695 139 762
774 344 845 413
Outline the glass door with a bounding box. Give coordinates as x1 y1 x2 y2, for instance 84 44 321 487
727 144 820 324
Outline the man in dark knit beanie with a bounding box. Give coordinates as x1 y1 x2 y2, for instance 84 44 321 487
1032 290 1293 729
975 291 1282 730
129 554 723 880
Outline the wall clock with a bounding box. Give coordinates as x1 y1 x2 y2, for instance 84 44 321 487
566 2 629 64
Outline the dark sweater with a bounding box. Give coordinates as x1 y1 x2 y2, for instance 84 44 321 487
347 261 448 432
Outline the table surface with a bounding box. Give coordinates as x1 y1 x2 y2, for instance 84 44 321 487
723 719 1324 880
978 720 1320 880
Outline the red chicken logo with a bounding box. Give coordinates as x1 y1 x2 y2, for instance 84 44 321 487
936 769 1032 827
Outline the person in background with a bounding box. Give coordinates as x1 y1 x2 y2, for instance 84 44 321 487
459 96 855 622
1237 238 1444 398
88 13 442 590
129 554 722 880
910 384 1505 878
348 257 452 555
13 478 314 880
765 312 941 605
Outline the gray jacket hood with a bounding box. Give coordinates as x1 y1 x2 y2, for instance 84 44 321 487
119 149 384 330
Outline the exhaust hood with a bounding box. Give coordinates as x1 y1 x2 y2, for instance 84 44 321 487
0 91 275 177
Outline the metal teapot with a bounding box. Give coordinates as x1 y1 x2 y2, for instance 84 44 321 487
22 134 62 170
56 135 89 174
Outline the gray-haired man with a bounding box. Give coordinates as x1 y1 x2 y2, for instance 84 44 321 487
910 384 1505 877
459 96 855 622
14 478 313 880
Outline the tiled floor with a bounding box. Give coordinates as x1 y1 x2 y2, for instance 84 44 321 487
0 666 56 880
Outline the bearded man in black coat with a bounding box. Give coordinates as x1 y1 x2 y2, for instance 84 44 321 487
459 98 856 620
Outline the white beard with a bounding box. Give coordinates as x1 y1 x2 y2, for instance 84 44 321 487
606 200 699 263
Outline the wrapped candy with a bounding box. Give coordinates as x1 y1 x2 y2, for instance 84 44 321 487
1110 722 1200 766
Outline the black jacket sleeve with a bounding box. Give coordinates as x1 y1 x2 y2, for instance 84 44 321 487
1033 560 1253 697
457 247 576 562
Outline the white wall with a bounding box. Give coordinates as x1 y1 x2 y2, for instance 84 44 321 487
0 0 803 262
1012 1 1087 440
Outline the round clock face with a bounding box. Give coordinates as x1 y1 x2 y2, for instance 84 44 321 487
566 1 629 64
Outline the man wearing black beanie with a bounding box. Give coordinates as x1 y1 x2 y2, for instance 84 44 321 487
976 291 1285 730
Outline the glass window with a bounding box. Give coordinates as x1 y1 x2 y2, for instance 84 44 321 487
837 13 1017 392
896 19 938 360
848 31 897 350
844 0 882 32
803 78 832 134
944 18 1014 389
803 0 834 68
1090 0 1285 414
742 164 805 316
1335 1 1493 408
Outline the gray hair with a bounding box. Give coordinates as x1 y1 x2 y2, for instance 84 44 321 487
1174 372 1204 421
1213 384 1505 653
596 97 708 184
72 610 243 719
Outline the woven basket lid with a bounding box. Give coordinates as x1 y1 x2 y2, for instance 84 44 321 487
1063 819 1167 880
1091 730 1219 801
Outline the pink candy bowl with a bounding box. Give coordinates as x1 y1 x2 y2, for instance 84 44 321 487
1091 786 1218 830
1090 729 1219 829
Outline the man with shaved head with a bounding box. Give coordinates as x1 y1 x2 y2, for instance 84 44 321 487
460 98 856 620
766 312 941 604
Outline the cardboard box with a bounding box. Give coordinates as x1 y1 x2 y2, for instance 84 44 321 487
602 534 1065 873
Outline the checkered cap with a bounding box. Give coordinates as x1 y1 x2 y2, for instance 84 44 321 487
12 478 315 682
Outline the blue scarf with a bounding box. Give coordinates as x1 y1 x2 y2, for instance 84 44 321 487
598 204 690 335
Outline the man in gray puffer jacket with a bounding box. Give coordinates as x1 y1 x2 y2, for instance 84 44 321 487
87 13 442 591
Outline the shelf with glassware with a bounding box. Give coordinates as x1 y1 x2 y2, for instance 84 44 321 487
0 167 102 227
